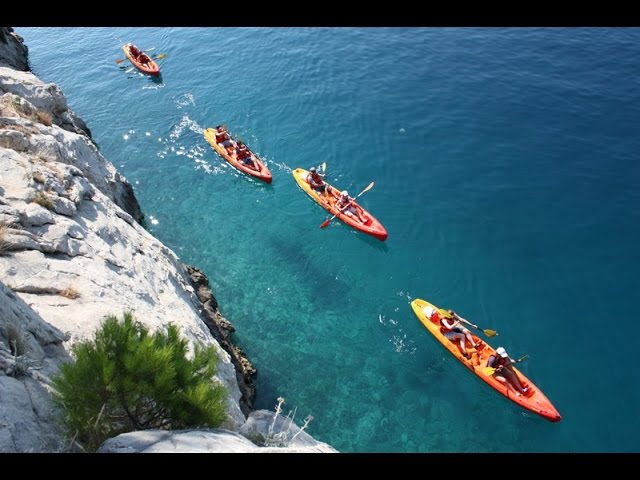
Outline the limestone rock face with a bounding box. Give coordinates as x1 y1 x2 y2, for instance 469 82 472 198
0 139 247 430
0 33 247 443
0 281 69 452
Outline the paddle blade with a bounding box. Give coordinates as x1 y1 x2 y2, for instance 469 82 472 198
156 53 167 60
115 58 126 64
321 162 326 172
361 181 375 195
483 329 498 337
482 366 496 376
319 218 331 229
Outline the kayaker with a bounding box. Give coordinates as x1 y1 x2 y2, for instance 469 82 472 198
307 167 329 196
235 142 248 157
440 315 474 359
129 45 140 57
486 347 529 396
336 190 369 224
235 142 258 170
137 53 151 66
215 125 232 148
446 310 480 348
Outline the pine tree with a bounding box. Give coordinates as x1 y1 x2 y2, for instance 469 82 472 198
53 312 227 451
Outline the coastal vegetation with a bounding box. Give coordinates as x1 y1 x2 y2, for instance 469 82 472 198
53 312 227 451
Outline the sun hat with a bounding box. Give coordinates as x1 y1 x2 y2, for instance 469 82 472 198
341 190 349 197
495 347 508 358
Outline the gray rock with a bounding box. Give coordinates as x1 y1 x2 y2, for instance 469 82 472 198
98 428 336 453
0 281 69 452
20 203 55 227
0 28 28 71
239 410 337 451
51 196 76 217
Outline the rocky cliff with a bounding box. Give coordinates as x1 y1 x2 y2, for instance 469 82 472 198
0 27 335 453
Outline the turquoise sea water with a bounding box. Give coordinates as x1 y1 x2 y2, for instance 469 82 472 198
17 27 640 452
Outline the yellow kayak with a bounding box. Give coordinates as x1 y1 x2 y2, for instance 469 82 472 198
411 298 561 422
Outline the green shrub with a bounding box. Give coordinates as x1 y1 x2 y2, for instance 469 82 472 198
53 312 227 451
33 191 54 210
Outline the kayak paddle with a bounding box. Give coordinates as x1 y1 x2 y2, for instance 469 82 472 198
443 311 498 337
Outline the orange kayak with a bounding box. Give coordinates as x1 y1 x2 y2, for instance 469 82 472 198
123 43 160 76
292 168 387 241
411 298 561 422
204 128 272 183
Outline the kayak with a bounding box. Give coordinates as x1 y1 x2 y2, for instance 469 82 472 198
292 168 387 241
410 298 561 422
204 128 272 183
122 43 160 76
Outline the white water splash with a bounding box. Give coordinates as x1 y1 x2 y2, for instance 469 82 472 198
390 333 416 354
174 93 195 109
380 313 415 354
142 83 165 91
169 114 204 140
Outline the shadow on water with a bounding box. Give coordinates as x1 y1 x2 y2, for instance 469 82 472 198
354 228 390 252
117 64 164 85
326 221 390 252
268 235 352 311
149 73 163 85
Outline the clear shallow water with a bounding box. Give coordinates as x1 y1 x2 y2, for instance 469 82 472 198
17 27 640 452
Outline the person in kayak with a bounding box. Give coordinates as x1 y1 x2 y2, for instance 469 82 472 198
129 45 140 57
214 125 232 148
445 310 480 348
235 141 258 170
307 167 329 196
137 52 152 66
486 347 529 396
336 190 369 224
440 315 475 358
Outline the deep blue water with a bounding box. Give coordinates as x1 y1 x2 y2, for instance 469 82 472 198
17 27 640 452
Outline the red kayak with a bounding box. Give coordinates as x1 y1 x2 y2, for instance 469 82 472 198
292 168 387 241
122 43 160 76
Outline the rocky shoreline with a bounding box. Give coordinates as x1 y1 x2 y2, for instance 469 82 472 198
186 265 256 415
